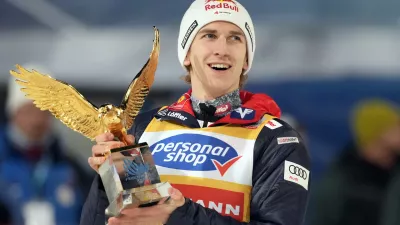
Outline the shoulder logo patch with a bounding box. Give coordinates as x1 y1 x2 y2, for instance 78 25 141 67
284 160 309 190
265 119 282 130
277 137 299 145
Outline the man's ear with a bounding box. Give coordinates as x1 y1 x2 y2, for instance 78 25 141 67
242 57 248 70
183 52 191 66
183 58 191 66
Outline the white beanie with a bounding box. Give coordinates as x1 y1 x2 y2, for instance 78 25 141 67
177 0 255 75
6 63 51 117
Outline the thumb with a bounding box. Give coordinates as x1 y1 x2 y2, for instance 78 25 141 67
167 187 185 207
168 187 183 200
157 187 181 205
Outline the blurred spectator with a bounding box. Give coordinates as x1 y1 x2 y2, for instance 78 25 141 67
381 164 400 225
0 201 11 225
0 209 11 225
308 98 400 225
0 64 89 225
0 179 21 225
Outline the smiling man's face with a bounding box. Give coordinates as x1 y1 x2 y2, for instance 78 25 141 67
184 21 248 99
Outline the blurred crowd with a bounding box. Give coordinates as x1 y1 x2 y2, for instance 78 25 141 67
307 99 400 225
0 66 93 225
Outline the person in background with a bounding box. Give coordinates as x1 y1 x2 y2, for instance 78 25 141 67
0 189 12 225
380 141 400 225
0 203 11 225
0 64 88 225
309 98 400 225
381 165 400 225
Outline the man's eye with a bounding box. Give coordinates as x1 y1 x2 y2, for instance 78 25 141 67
204 34 216 39
231 35 241 41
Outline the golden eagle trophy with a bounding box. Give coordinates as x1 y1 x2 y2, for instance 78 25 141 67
9 27 172 219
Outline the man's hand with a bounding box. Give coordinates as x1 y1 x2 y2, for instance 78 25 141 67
88 132 135 173
108 187 186 225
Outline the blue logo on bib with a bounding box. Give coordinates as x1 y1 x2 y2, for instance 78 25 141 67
150 134 241 174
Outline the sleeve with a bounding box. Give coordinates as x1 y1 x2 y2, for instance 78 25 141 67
166 122 311 225
380 168 400 225
79 175 109 225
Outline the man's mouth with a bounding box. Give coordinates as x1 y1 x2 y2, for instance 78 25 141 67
208 63 232 71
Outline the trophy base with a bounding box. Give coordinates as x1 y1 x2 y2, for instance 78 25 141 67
99 142 169 218
105 182 172 217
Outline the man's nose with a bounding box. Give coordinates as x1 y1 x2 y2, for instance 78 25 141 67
213 38 229 56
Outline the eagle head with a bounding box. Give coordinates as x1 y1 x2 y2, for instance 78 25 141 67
98 104 124 126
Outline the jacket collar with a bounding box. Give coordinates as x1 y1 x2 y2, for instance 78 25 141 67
155 89 281 128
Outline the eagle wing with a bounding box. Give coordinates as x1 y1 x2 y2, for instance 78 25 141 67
9 64 106 141
120 26 160 130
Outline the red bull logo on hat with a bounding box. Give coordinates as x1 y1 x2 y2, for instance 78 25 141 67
205 0 237 5
205 0 239 12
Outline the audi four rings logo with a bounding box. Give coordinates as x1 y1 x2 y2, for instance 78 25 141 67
289 165 307 179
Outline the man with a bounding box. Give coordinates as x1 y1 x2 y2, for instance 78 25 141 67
80 0 310 224
309 99 400 225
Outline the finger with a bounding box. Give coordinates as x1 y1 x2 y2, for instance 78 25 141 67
111 212 141 224
119 207 141 217
107 217 120 225
123 205 165 218
88 159 98 172
126 134 135 145
119 207 158 219
157 196 170 205
88 156 106 171
95 132 114 143
92 141 122 156
88 156 106 168
114 212 163 225
109 215 159 225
